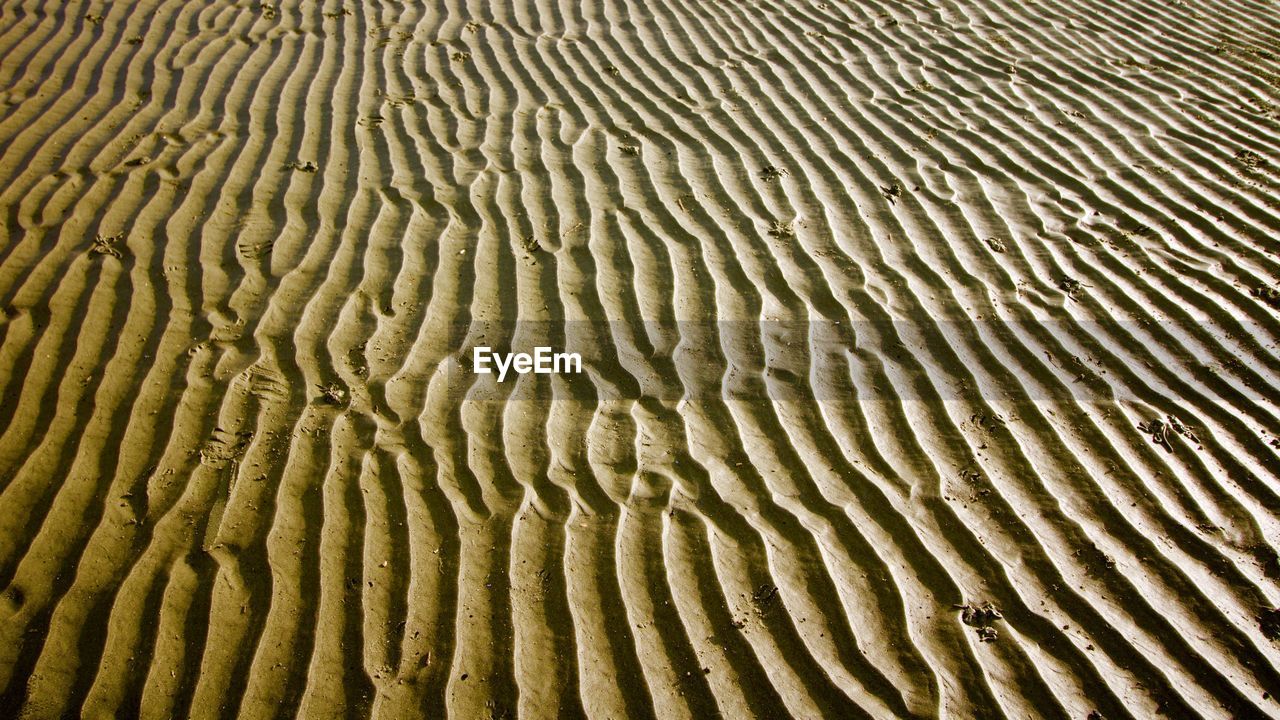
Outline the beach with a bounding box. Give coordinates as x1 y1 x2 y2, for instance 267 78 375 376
0 0 1278 717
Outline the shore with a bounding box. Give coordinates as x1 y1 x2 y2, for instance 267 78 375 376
0 0 1278 717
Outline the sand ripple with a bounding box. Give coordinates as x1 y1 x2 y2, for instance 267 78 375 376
0 0 1278 717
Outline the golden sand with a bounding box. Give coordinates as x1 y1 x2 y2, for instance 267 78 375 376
0 0 1278 717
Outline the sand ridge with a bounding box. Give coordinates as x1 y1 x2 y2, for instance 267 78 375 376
0 0 1278 717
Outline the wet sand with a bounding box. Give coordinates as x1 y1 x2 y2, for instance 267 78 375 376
0 0 1278 717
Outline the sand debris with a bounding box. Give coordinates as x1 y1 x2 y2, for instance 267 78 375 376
1252 285 1280 309
1058 276 1088 299
1261 608 1280 640
758 165 788 182
89 234 123 258
957 601 1003 627
1137 417 1173 453
767 220 795 238
957 602 1002 643
1236 149 1266 169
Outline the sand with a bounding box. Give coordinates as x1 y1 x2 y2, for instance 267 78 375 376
0 0 1278 717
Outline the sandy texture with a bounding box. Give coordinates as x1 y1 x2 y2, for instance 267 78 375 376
0 0 1279 717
